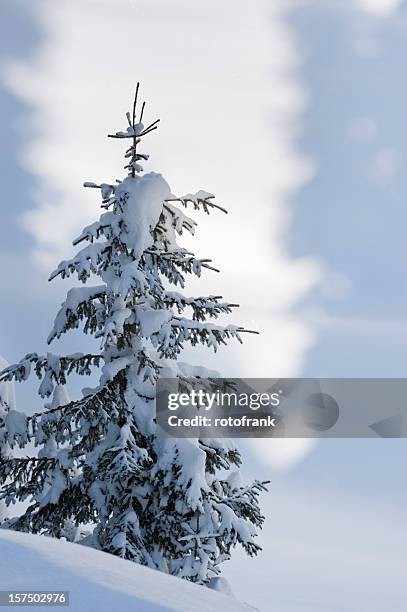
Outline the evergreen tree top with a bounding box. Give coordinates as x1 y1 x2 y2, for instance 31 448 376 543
107 82 160 177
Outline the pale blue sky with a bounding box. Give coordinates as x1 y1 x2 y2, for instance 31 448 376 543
290 0 407 377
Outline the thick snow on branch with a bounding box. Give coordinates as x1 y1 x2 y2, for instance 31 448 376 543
166 190 227 214
48 285 106 343
49 243 106 282
116 173 171 261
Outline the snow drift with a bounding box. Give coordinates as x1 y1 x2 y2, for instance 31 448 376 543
0 530 254 612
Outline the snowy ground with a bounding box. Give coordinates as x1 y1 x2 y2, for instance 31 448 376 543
0 530 256 612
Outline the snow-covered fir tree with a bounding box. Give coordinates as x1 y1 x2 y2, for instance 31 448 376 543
0 85 268 585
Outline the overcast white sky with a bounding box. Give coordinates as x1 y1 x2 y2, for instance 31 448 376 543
3 0 320 380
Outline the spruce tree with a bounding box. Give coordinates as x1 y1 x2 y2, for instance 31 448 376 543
0 85 268 584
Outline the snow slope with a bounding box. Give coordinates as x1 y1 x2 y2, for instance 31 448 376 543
0 530 255 612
